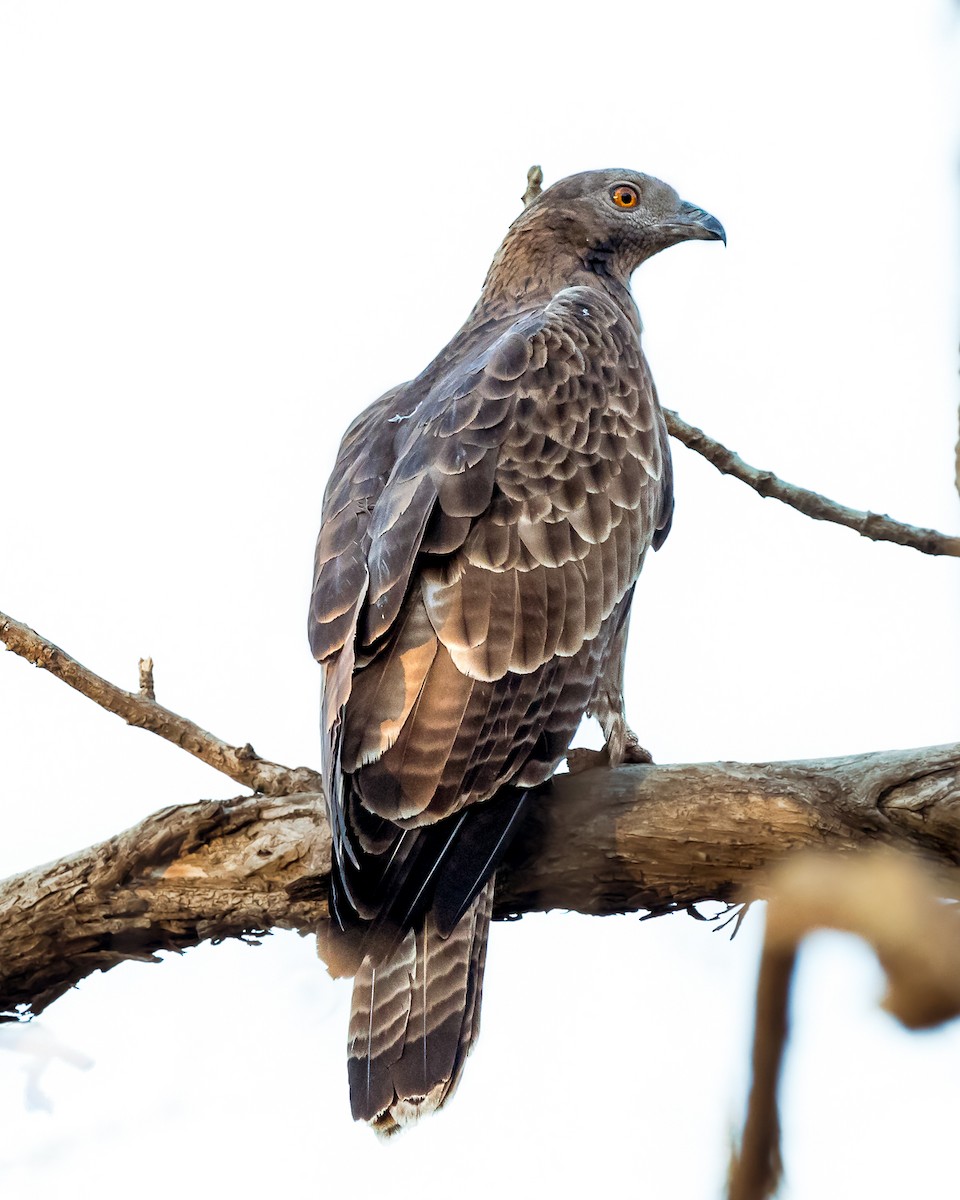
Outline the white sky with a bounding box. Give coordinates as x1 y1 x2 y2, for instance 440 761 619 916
0 2 958 1197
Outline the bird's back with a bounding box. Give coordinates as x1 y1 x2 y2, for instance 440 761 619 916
308 166 722 1132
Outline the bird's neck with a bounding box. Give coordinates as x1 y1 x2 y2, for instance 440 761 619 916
474 221 636 320
411 221 642 397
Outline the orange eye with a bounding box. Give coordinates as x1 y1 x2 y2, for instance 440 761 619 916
612 185 639 209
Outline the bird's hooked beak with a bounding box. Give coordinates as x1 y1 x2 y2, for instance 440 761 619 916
672 199 726 245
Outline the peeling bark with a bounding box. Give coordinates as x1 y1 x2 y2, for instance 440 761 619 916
3 743 958 1022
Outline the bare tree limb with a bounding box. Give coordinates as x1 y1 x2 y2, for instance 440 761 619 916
0 609 322 797
0 792 329 1021
3 743 959 1023
3 600 959 1200
665 408 960 558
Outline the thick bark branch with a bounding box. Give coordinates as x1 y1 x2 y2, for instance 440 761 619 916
3 743 959 1022
664 409 960 558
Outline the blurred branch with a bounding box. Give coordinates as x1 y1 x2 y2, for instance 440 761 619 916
665 409 960 558
955 395 959 502
3 743 960 1022
0 609 322 797
729 851 960 1200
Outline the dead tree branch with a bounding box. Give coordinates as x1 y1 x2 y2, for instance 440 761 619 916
0 609 322 797
2 744 959 1022
664 409 960 558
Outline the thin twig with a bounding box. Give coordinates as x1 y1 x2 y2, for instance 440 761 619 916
0 610 322 797
665 409 960 558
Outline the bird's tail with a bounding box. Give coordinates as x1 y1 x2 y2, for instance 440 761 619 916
347 877 495 1135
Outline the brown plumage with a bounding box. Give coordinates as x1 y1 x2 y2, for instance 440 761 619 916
309 168 724 1133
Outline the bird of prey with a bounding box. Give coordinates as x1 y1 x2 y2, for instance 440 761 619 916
309 168 724 1134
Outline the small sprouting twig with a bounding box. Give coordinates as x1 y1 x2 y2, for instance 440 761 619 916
0 609 322 798
522 164 543 208
138 656 155 701
665 409 960 559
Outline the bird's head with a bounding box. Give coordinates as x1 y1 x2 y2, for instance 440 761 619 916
494 168 724 293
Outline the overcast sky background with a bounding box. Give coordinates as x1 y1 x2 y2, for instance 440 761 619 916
1 2 958 1197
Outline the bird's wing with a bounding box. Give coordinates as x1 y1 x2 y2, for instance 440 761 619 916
310 286 671 934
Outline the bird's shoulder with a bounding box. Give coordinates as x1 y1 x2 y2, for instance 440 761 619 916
310 285 657 662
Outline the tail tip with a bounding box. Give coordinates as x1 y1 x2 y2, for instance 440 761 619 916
369 1085 446 1138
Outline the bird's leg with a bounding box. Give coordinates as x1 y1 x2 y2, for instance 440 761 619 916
567 697 651 775
567 601 653 775
591 683 653 768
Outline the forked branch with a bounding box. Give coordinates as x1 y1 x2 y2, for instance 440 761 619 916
0 610 322 798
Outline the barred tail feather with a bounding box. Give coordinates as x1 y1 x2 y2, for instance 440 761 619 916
347 878 496 1135
346 929 417 1121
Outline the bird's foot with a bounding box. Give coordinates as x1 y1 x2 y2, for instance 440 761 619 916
603 714 655 768
621 730 654 765
565 730 654 776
